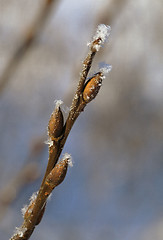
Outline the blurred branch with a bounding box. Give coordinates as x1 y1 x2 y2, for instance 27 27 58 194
0 163 40 221
0 0 60 95
0 136 45 222
97 0 129 25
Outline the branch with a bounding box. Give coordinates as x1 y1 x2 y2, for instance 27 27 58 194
10 24 112 240
0 0 59 94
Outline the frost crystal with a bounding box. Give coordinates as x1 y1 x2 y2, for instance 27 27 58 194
93 24 111 44
87 24 111 51
30 191 38 203
54 99 69 114
99 63 112 75
61 104 69 114
44 137 53 147
89 24 111 51
21 205 28 217
63 153 73 167
54 99 63 109
12 226 27 238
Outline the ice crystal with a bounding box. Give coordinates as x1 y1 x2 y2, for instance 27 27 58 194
30 191 38 203
21 205 28 217
54 99 69 115
88 24 111 51
54 99 63 109
63 153 73 167
44 137 53 147
99 63 112 75
93 24 111 44
11 226 27 238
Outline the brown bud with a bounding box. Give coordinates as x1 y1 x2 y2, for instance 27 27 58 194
82 73 103 103
45 157 69 189
48 103 64 140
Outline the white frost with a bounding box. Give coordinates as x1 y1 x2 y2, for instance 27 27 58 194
30 191 38 203
54 99 63 109
54 99 69 114
87 24 111 51
93 24 111 44
21 205 28 217
63 153 73 167
44 137 53 147
11 226 27 238
99 63 112 75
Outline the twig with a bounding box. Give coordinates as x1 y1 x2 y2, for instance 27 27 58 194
10 24 112 240
0 0 59 94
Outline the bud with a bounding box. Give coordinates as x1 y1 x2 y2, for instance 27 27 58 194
48 100 64 140
45 153 72 189
82 73 103 103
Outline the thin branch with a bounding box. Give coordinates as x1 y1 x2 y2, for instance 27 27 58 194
10 24 112 240
0 0 59 95
0 136 45 221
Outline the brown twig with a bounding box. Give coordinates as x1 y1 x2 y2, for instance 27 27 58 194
10 24 112 240
0 0 59 94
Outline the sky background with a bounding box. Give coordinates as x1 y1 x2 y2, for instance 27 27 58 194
0 0 163 239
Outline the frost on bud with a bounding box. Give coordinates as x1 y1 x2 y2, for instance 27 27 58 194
99 63 112 76
48 100 64 140
45 153 72 189
44 137 53 147
89 24 111 52
82 73 103 103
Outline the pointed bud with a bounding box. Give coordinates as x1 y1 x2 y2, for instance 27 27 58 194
48 100 64 140
82 72 103 103
45 153 72 189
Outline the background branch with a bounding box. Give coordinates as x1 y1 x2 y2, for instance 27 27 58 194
0 0 59 95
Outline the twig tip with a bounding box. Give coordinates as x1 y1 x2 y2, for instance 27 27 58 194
89 24 111 51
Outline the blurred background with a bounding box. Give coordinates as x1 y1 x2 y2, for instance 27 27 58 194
0 0 163 239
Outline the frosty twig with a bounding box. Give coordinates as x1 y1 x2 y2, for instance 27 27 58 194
10 24 112 240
